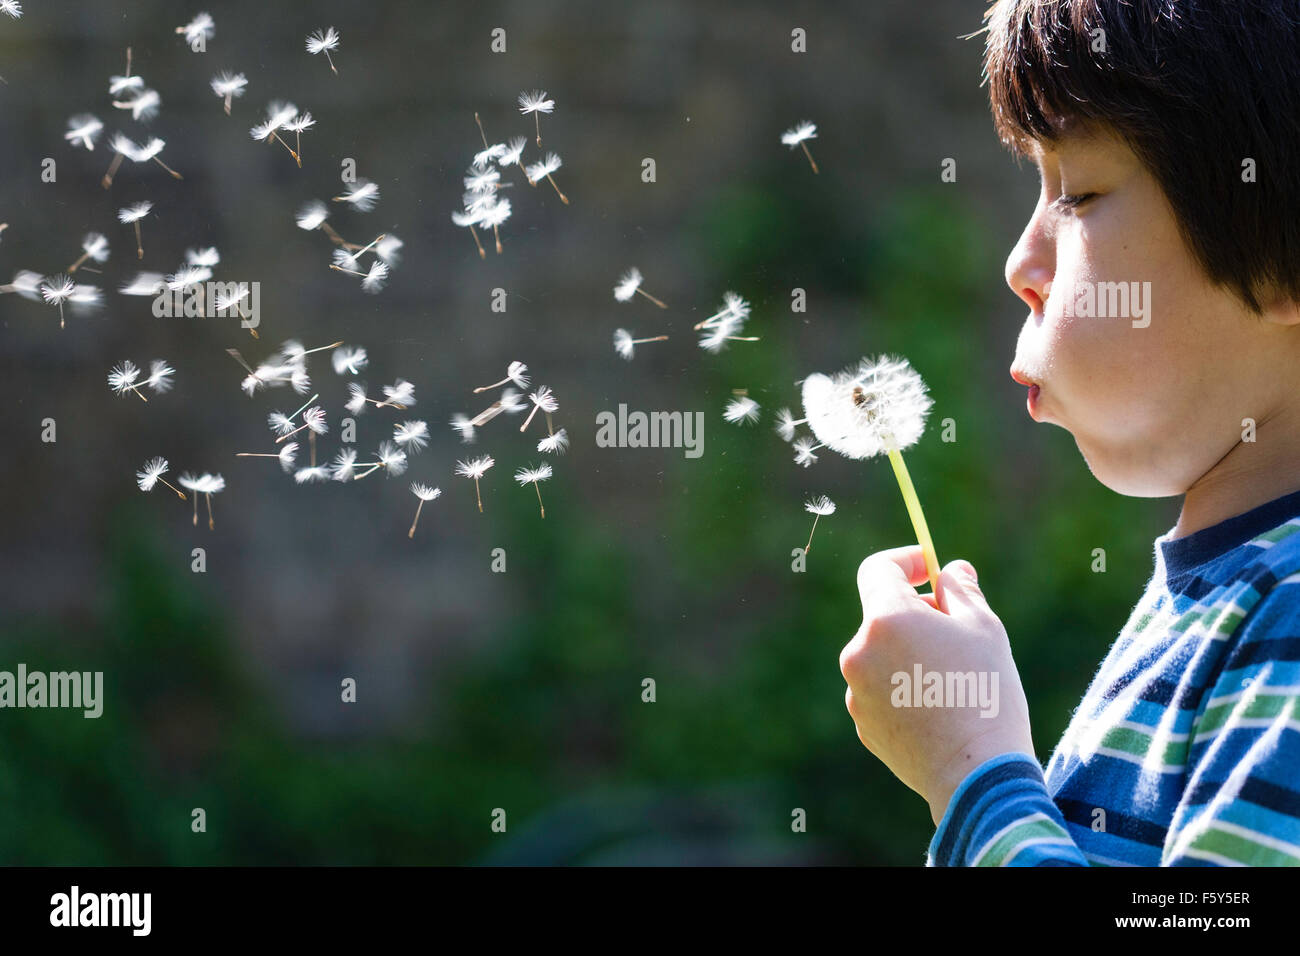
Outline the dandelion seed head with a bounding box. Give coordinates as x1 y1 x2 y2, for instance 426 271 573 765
529 386 558 413
119 272 165 296
376 440 408 476
337 179 379 210
449 414 476 443
345 382 368 415
331 448 358 481
793 436 820 468
411 482 441 501
277 441 299 472
613 328 635 359
81 232 110 261
108 75 144 97
361 260 389 293
64 115 103 150
211 72 247 98
302 406 328 434
179 13 215 45
41 274 74 305
376 235 403 265
294 466 331 484
473 143 507 168
524 152 561 181
800 354 932 459
498 136 527 167
108 360 141 393
382 379 415 406
1 0 22 19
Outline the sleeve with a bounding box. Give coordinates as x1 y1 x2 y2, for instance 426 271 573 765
1160 571 1300 866
925 752 1089 867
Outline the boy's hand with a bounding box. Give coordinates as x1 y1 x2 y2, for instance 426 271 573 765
839 545 1036 825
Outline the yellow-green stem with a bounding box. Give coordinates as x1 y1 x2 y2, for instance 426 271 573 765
885 446 940 596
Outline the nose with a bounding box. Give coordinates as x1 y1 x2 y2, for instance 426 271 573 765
1004 199 1054 317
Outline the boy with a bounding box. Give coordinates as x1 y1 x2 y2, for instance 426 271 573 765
840 0 1300 865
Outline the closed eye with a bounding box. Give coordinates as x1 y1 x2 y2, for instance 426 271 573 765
1050 192 1096 213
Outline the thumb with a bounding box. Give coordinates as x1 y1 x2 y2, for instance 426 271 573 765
936 559 989 619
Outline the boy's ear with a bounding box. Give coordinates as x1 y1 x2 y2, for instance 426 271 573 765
1256 287 1300 326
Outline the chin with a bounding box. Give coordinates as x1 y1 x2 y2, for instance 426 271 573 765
1072 436 1186 498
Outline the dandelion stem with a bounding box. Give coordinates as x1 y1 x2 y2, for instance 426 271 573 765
130 384 148 402
325 50 337 74
102 151 124 189
125 46 132 78
68 252 90 273
546 173 569 205
885 445 940 597
223 93 232 115
635 288 667 309
468 224 486 259
800 141 819 174
276 422 309 442
408 499 424 538
320 222 348 246
309 431 316 467
159 477 186 499
205 493 215 531
475 477 483 513
534 482 545 519
191 494 198 526
534 112 541 148
492 223 503 254
474 111 489 150
632 335 669 345
133 221 143 260
153 156 183 180
236 453 279 458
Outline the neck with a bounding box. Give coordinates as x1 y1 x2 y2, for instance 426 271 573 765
1172 402 1300 539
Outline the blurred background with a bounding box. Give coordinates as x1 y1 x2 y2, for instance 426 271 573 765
0 0 1175 864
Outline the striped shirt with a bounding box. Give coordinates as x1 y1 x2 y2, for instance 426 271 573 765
927 487 1300 866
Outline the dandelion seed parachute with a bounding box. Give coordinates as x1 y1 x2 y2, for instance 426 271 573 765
724 396 760 425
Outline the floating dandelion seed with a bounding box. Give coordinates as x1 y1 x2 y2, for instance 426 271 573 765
724 396 760 425
394 420 429 453
250 102 300 163
282 111 314 167
515 463 552 518
474 143 507 168
781 120 819 174
296 200 329 231
333 179 379 211
176 13 214 49
119 272 165 296
408 483 441 538
774 407 809 442
236 441 298 473
178 472 224 529
117 201 152 259
267 394 319 437
694 291 751 330
210 72 247 115
699 314 760 352
455 455 495 513
294 466 330 484
136 456 186 499
306 27 340 74
537 427 569 455
803 495 836 553
351 441 407 480
0 269 42 299
332 345 367 375
112 88 161 123
330 448 359 481
68 232 109 273
465 165 500 194
1 0 21 19
275 406 327 443
792 436 820 468
613 328 668 360
108 74 143 97
40 274 75 329
613 267 667 308
479 197 512 254
449 413 476 443
519 386 557 433
524 152 568 204
376 235 403 265
468 387 526 428
380 379 415 409
64 115 103 151
127 137 183 179
451 207 487 259
801 354 939 593
473 361 529 393
498 136 528 178
517 89 554 146
146 359 174 393
108 360 149 401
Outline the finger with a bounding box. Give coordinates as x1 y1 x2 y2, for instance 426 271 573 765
934 559 988 621
857 544 929 614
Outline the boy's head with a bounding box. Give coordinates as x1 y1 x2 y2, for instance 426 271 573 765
983 0 1300 498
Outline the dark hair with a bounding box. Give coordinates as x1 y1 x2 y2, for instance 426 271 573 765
980 0 1300 314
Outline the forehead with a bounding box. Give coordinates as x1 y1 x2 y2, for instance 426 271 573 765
1028 119 1127 164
